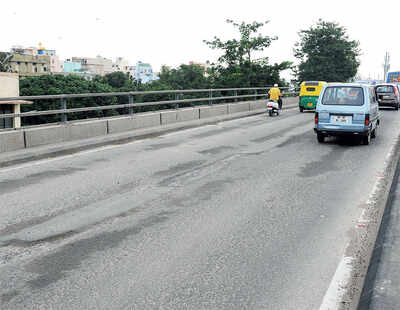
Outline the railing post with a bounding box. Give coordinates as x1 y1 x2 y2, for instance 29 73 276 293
254 89 257 101
209 89 213 105
60 98 67 123
129 95 134 115
175 93 180 109
234 90 238 102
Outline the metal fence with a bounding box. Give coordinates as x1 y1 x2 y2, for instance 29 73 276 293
0 87 299 127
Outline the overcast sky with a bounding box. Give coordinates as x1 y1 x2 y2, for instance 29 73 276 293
2 0 399 81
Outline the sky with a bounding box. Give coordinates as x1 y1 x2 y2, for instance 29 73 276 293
1 0 400 82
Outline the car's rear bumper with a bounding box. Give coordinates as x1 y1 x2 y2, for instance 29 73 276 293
314 125 370 136
378 101 398 108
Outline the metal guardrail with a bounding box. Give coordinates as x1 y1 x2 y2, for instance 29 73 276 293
0 87 300 125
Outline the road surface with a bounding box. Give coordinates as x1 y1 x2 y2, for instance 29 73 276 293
1 108 400 309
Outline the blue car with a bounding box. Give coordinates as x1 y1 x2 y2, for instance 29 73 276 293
314 83 380 145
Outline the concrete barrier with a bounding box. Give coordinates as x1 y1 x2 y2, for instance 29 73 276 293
249 101 267 111
24 125 67 148
0 130 25 152
134 112 161 129
228 102 250 114
67 120 108 141
107 116 136 134
177 108 199 122
160 110 177 125
199 104 228 119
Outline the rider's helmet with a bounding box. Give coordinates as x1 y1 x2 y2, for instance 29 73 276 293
274 84 278 87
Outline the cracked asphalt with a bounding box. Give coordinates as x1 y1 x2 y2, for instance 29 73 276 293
1 108 400 309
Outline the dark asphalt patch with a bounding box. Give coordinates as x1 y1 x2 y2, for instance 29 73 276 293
198 146 235 155
298 146 348 178
24 210 175 290
0 290 19 305
276 132 313 148
250 119 312 143
191 125 242 139
146 141 181 151
153 160 206 178
0 167 86 195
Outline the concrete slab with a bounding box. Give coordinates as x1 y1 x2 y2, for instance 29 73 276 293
24 125 67 148
160 110 177 125
228 102 250 114
108 116 136 134
249 101 267 111
0 130 25 153
134 112 161 129
199 104 228 119
177 108 199 122
67 120 108 141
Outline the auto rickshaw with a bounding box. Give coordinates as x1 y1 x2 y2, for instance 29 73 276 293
299 81 327 112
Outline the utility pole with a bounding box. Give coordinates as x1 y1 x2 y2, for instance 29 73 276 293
383 52 390 82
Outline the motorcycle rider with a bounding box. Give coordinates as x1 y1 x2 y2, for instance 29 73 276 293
268 84 282 109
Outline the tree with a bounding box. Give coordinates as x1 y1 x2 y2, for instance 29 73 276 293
102 71 131 89
294 20 360 82
204 19 278 66
0 52 13 72
20 75 117 125
204 19 290 89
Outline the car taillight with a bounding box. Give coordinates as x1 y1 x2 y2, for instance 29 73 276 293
394 86 399 96
365 114 370 126
315 112 319 124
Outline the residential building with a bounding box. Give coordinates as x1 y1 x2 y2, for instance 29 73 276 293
63 61 83 73
131 61 159 83
113 57 130 74
9 53 51 76
9 45 63 75
72 56 113 76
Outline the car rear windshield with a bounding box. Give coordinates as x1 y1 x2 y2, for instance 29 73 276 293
322 87 364 106
375 85 394 93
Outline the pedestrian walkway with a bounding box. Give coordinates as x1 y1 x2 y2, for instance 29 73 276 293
358 165 400 309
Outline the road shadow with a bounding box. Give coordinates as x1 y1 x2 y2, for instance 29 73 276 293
322 135 365 147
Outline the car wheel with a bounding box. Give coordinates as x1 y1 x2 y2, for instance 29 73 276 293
317 133 325 143
362 133 371 145
396 105 399 111
299 106 304 113
371 126 377 139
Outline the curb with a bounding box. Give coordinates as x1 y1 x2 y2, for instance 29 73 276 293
0 104 298 168
319 133 400 310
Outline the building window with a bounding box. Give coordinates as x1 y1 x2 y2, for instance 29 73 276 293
43 67 47 72
34 67 38 73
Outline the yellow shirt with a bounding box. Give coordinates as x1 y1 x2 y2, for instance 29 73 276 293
268 87 281 101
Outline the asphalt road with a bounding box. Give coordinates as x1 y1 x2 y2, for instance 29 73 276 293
1 108 400 310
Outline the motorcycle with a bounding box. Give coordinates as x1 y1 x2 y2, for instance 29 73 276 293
267 100 280 117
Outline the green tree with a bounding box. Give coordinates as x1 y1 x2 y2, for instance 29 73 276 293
102 71 132 89
158 64 209 90
204 19 291 92
20 75 118 125
0 52 13 72
293 19 360 82
204 19 277 66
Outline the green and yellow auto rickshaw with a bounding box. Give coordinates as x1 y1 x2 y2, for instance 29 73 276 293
299 81 327 112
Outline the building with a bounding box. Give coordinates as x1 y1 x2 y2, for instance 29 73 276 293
41 49 63 73
112 57 131 74
72 56 113 76
9 53 51 76
63 61 83 73
131 61 159 83
9 45 62 76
